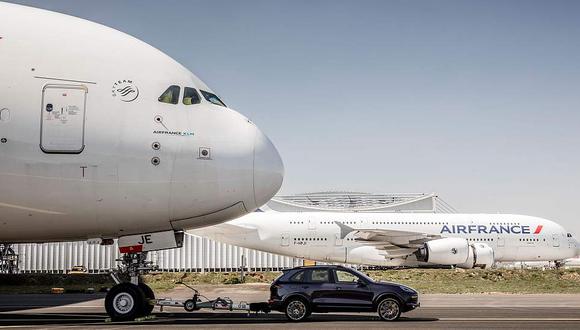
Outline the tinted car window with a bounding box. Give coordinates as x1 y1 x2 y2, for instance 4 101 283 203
335 270 360 283
289 270 305 282
159 85 180 104
308 269 329 283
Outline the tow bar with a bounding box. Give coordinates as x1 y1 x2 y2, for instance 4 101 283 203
152 282 271 315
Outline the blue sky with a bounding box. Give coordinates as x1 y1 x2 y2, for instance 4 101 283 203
8 0 580 233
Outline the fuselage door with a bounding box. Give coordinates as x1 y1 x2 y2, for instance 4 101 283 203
552 234 560 247
308 219 316 230
497 236 505 248
335 233 344 246
40 84 88 153
281 232 290 247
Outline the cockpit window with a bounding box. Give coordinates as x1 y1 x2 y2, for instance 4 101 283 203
568 233 573 238
158 85 180 104
201 90 226 107
183 87 201 105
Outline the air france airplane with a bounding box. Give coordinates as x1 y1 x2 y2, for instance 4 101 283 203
0 3 283 321
191 210 580 269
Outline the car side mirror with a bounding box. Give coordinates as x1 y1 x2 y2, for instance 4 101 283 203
357 279 367 287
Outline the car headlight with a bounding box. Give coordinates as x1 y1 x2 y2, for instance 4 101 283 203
400 285 416 294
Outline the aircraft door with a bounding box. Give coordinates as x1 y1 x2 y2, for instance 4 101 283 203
497 236 505 247
308 219 316 230
40 84 88 153
552 234 560 247
335 233 343 246
281 232 290 247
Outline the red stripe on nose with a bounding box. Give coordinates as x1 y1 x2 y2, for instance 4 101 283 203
534 225 543 234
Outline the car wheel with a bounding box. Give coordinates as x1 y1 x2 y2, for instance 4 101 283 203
284 297 310 322
377 297 401 321
105 283 146 322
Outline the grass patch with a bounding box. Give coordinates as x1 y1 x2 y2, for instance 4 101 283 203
141 271 281 291
364 268 580 294
2 269 580 294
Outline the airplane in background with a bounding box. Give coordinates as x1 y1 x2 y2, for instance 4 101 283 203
0 3 283 321
190 209 580 269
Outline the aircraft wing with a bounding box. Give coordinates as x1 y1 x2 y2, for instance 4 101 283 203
188 222 257 239
335 221 442 258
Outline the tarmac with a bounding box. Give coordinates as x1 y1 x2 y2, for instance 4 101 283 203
1 284 579 329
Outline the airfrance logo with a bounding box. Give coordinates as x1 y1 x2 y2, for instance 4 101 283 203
441 224 543 235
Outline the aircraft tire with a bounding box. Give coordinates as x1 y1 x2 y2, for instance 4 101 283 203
138 283 155 315
105 283 147 322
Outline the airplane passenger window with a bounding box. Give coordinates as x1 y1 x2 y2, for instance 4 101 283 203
201 90 227 107
158 85 180 104
183 87 201 105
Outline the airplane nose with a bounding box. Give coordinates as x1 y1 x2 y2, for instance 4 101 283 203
253 129 284 208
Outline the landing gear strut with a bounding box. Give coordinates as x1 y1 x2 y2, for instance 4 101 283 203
0 244 18 274
106 252 156 321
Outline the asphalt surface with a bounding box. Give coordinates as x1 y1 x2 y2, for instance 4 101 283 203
1 289 580 329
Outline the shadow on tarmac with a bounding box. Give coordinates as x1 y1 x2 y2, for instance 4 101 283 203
0 293 106 312
0 312 439 326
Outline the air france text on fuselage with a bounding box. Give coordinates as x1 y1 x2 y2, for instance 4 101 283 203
440 224 543 235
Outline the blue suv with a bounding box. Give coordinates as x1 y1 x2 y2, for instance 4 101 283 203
269 265 419 321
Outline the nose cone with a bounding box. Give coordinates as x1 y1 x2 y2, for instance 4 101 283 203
253 129 284 208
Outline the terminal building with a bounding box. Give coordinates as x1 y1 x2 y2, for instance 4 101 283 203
5 192 453 274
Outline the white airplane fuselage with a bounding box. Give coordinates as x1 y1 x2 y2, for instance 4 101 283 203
0 3 283 243
192 212 580 267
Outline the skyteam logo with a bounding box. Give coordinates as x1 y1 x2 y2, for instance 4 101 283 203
112 80 139 102
441 224 543 235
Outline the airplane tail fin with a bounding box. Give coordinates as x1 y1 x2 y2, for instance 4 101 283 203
335 221 355 239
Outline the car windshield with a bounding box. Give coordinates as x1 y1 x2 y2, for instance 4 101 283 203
201 90 227 107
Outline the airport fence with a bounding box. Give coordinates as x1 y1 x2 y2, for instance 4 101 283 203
12 234 303 274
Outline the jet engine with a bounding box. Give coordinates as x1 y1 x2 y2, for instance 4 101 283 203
457 243 495 269
415 237 469 265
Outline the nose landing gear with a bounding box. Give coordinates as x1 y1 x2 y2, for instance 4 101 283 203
106 252 156 321
0 244 18 274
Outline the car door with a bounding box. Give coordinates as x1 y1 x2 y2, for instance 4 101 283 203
304 269 335 311
329 269 374 311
